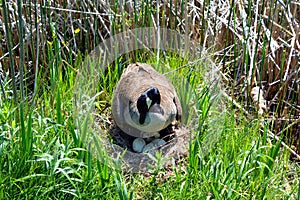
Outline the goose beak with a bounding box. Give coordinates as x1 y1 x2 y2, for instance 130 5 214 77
146 97 152 109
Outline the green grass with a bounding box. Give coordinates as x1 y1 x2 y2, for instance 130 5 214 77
0 0 299 199
1 52 299 199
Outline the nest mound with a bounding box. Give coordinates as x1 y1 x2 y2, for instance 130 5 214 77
106 124 190 173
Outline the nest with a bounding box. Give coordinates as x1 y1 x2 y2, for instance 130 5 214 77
106 123 190 173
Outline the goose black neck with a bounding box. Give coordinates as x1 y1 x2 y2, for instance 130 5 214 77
137 86 160 124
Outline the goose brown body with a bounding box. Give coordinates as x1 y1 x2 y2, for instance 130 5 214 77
112 63 182 138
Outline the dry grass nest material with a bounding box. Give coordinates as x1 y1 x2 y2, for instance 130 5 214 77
107 123 190 173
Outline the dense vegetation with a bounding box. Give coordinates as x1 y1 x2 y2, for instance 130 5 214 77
0 0 299 199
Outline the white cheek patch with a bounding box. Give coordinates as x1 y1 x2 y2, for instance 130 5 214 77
146 97 152 108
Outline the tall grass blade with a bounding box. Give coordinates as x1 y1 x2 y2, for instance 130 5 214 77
19 101 26 152
17 0 25 100
56 85 62 125
32 0 40 107
2 0 17 102
26 108 33 157
19 101 33 157
114 172 133 200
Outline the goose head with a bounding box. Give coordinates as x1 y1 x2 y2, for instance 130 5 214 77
137 86 161 124
126 86 166 134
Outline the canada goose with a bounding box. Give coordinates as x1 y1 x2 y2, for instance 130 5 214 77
112 63 182 138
